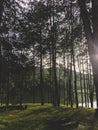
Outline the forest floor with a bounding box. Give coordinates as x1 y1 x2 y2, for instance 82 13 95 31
0 104 98 130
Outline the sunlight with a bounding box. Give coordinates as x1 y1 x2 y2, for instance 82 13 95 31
93 44 98 61
79 101 97 108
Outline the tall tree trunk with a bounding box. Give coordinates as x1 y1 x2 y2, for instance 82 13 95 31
89 64 94 108
39 28 44 105
19 74 23 106
92 0 98 108
70 0 78 108
63 51 66 105
51 0 59 107
77 46 83 107
82 57 87 107
0 45 2 105
49 48 52 103
0 0 4 102
0 0 4 24
69 55 73 107
66 54 70 106
78 0 98 108
32 44 36 103
6 73 10 107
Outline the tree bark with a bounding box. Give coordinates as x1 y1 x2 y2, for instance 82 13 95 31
0 0 4 24
0 0 4 98
39 27 44 105
51 0 60 107
92 0 98 108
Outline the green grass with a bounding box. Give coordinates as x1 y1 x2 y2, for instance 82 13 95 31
0 103 98 130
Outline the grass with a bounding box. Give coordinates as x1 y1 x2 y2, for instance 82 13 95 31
0 103 97 130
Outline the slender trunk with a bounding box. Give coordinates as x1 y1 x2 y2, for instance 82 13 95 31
6 74 10 107
6 48 10 107
66 54 70 106
69 55 73 107
49 49 52 103
82 57 87 107
19 75 23 106
58 59 61 104
63 51 66 105
86 55 90 107
0 45 2 105
73 54 78 108
51 0 59 107
32 44 35 103
0 0 4 25
32 70 35 103
0 0 4 104
77 54 83 107
89 65 94 108
70 2 78 108
39 28 44 105
92 0 98 108
80 70 83 107
71 41 78 108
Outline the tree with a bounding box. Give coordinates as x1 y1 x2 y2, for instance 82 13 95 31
0 0 4 100
0 0 31 105
0 0 4 24
78 0 98 108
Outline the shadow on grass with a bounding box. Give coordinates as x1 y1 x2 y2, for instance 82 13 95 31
0 105 97 130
